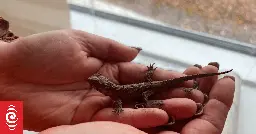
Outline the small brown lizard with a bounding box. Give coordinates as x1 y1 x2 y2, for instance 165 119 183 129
88 63 233 115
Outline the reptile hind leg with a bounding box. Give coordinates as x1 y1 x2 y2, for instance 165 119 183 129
183 80 199 94
135 90 155 108
145 100 164 108
138 90 164 108
112 99 124 114
143 90 164 108
135 100 164 109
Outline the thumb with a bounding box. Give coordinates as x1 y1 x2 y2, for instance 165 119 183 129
73 30 141 62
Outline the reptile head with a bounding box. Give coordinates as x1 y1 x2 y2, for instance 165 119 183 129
87 73 101 84
87 73 116 97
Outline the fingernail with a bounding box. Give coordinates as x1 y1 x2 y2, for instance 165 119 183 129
195 103 204 116
224 76 235 81
208 62 219 70
203 94 209 106
161 116 176 127
166 116 175 125
130 46 142 52
194 64 202 69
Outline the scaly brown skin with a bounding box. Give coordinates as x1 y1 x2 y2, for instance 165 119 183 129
88 63 232 127
87 64 232 114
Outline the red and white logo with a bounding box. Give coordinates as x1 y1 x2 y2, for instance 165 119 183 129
0 101 23 134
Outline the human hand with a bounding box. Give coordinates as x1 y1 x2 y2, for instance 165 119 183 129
38 66 235 134
39 121 148 134
0 29 198 132
141 64 235 134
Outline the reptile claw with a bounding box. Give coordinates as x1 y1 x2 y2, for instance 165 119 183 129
135 103 145 109
112 108 124 115
183 88 193 94
183 81 198 94
147 63 157 70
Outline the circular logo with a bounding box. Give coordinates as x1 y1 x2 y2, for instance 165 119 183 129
6 105 18 130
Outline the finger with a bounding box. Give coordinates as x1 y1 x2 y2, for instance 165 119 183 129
117 63 200 102
117 62 194 87
158 131 179 134
39 121 147 134
159 88 204 103
91 98 197 128
141 127 179 134
183 65 201 75
73 30 140 62
208 76 235 107
181 65 206 103
197 64 219 94
146 65 206 104
161 98 197 120
153 65 204 103
183 63 220 94
141 118 189 134
181 76 235 134
91 108 169 128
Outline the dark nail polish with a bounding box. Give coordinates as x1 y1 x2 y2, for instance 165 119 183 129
194 64 202 69
208 62 219 69
196 103 203 108
166 116 175 125
204 94 209 100
130 46 142 52
203 94 209 106
224 76 235 81
195 103 204 116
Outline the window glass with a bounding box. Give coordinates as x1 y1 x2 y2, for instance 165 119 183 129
69 0 256 46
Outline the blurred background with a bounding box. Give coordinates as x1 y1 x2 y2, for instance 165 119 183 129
1 0 256 134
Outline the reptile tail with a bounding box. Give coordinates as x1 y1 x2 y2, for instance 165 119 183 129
169 69 233 83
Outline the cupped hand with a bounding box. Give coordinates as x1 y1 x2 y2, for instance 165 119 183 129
38 66 235 134
0 29 198 132
141 64 235 134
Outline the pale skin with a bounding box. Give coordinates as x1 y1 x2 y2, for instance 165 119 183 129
0 29 235 133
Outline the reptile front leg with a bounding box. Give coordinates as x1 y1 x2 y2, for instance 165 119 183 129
135 63 157 108
136 63 168 111
137 63 177 125
140 63 166 108
145 63 157 82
